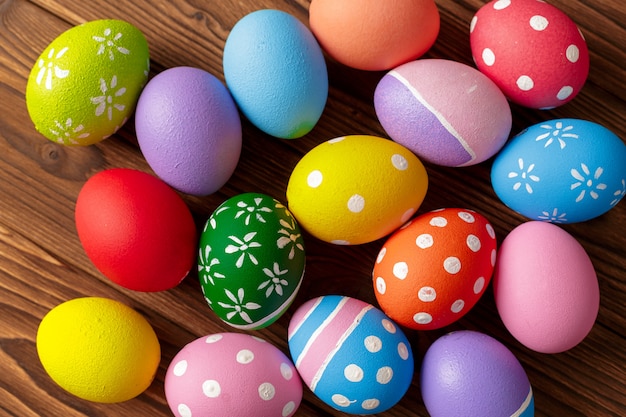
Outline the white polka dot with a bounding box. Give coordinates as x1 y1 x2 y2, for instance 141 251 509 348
451 299 465 313
344 364 364 382
418 286 437 302
493 0 511 10
332 239 351 245
362 398 381 410
376 247 387 264
206 334 223 343
332 394 352 407
365 335 383 353
470 16 477 33
376 366 393 384
530 15 549 31
236 349 254 364
393 262 409 279
444 257 461 274
416 233 434 249
178 404 192 417
458 211 475 223
430 216 448 227
280 362 294 380
557 86 574 100
307 170 323 188
482 48 495 66
329 137 345 144
391 154 408 170
517 75 534 91
202 380 221 398
375 277 386 294
414 312 433 325
566 44 580 63
282 401 296 417
258 382 276 400
398 342 410 360
382 319 397 334
491 249 497 267
401 207 415 223
474 277 486 294
486 223 496 239
467 234 481 252
173 360 188 377
347 194 365 213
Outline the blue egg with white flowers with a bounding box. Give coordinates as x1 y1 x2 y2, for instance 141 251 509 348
223 9 328 139
491 119 626 223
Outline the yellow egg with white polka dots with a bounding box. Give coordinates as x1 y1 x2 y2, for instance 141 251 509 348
286 135 428 245
36 297 161 403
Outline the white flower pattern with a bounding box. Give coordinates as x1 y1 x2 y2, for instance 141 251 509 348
49 118 89 145
277 217 304 260
91 75 127 120
198 245 225 286
93 28 130 60
234 197 273 225
571 163 607 202
35 47 69 90
537 208 568 223
535 121 579 149
610 179 626 206
508 158 540 194
218 288 261 324
258 263 289 298
224 232 261 268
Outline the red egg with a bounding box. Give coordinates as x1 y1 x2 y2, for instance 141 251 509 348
470 0 589 109
372 208 497 330
75 168 197 292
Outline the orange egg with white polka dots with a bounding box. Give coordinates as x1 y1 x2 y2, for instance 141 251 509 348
372 208 497 330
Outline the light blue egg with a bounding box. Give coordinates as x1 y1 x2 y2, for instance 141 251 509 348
223 9 328 139
491 119 626 223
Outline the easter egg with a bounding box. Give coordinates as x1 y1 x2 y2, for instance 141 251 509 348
223 9 328 139
309 0 440 71
470 0 589 109
288 295 414 414
135 66 242 196
493 221 600 353
198 193 305 329
374 59 512 166
36 297 160 403
421 330 534 417
165 333 302 417
26 19 149 145
491 119 626 223
286 135 428 245
373 208 497 330
75 168 197 292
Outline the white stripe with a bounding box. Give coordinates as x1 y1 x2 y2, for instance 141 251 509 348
388 70 476 164
511 387 533 417
310 305 373 392
294 296 350 368
288 289 322 342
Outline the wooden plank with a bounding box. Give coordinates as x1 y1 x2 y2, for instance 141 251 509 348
0 0 624 416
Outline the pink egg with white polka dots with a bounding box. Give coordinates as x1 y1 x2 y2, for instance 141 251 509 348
470 0 589 109
165 333 302 417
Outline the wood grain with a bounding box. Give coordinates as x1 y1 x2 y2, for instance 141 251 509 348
0 0 625 416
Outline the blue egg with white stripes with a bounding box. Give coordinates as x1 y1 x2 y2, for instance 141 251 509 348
491 119 626 223
287 295 414 414
223 9 328 139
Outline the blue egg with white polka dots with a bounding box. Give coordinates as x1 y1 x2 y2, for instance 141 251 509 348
491 118 626 223
288 295 414 414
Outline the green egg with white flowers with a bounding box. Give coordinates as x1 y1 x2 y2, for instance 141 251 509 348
198 193 306 330
26 19 149 146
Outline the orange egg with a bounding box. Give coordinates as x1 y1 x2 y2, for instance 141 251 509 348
372 208 497 330
309 0 440 71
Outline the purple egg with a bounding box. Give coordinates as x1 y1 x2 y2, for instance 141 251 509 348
135 66 242 196
420 330 534 417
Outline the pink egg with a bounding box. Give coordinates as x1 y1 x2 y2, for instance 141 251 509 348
374 59 511 167
493 221 599 353
165 333 302 417
470 0 589 109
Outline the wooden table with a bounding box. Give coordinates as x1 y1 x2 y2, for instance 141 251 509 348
1 0 625 415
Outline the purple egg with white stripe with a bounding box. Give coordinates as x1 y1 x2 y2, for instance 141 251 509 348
288 295 414 414
421 330 534 417
374 59 512 167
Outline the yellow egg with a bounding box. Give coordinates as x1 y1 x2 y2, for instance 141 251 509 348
25 19 149 145
36 297 161 403
286 135 428 244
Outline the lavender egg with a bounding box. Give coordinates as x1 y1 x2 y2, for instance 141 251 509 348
135 66 242 196
421 330 534 417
